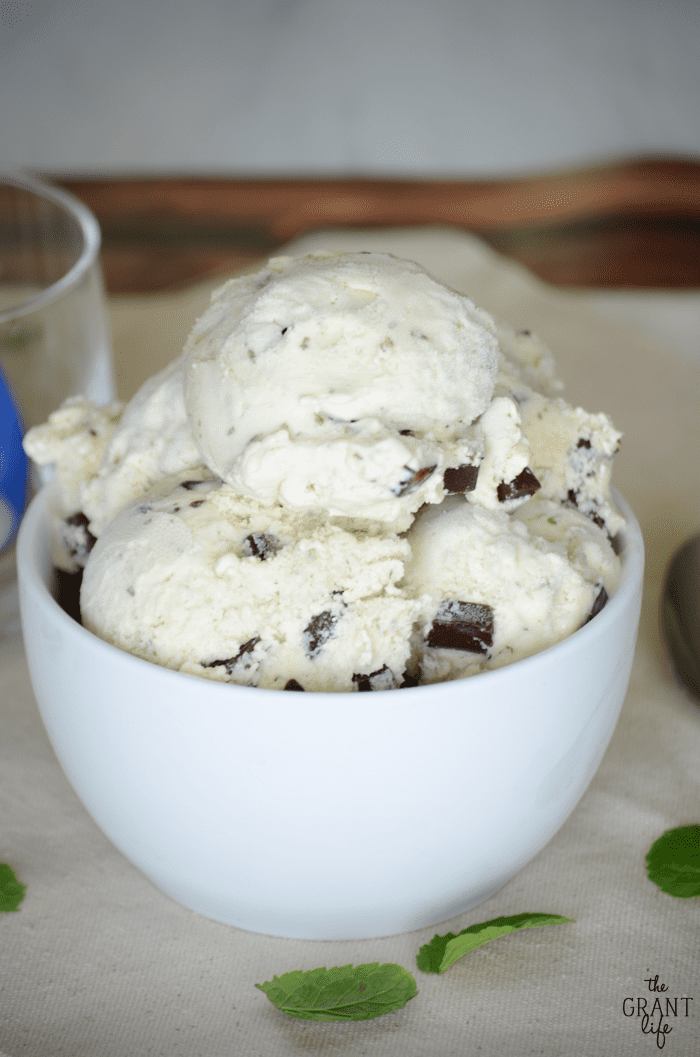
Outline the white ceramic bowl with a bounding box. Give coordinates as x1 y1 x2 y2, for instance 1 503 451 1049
17 485 643 939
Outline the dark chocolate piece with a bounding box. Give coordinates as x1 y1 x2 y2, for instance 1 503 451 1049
61 511 97 563
303 610 337 657
190 499 205 508
399 429 415 436
352 665 396 692
284 679 305 691
577 437 592 449
583 586 608 625
242 532 281 560
64 511 92 531
443 464 479 494
180 479 210 490
591 586 608 617
53 567 83 624
202 636 260 675
497 467 541 503
396 464 437 496
427 599 494 654
400 671 420 688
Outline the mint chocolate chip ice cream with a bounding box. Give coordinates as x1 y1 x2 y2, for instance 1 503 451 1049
23 251 624 690
79 475 419 693
185 252 498 529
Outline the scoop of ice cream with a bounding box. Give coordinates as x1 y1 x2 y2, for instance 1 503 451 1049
24 355 211 569
493 325 624 537
512 495 620 590
22 396 124 569
402 495 617 683
494 321 564 398
80 352 206 537
184 252 499 527
518 393 624 537
80 476 419 692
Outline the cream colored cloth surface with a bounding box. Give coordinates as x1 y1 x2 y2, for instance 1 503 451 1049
2 229 699 1057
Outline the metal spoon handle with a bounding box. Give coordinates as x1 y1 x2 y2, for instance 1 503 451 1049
662 533 700 700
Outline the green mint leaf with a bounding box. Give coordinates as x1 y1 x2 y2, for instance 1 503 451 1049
255 962 418 1021
646 825 700 898
416 912 574 974
0 863 26 912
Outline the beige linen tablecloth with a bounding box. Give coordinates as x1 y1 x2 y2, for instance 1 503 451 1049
2 229 699 1057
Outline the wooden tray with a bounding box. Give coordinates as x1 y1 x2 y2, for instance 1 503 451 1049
52 156 700 293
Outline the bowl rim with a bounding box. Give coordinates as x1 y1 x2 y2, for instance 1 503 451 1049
17 483 644 701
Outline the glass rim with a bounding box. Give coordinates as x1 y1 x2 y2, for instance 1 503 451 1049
0 170 102 325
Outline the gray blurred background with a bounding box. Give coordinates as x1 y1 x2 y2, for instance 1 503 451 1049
1 0 698 176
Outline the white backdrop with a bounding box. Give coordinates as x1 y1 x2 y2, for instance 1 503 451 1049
1 0 699 175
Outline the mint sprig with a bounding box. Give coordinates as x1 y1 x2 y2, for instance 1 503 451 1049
646 825 700 898
255 962 417 1021
416 912 574 974
0 863 26 912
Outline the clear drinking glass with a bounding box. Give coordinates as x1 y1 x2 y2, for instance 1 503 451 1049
0 171 116 601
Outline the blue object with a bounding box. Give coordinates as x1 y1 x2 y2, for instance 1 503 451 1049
0 364 29 553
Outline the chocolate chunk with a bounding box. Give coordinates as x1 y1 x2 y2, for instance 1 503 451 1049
284 679 305 691
396 464 437 496
242 532 281 560
427 600 494 654
443 463 479 494
577 437 592 449
64 511 92 533
591 586 608 617
62 512 97 563
180 479 210 490
190 499 205 508
203 636 260 675
352 665 396 692
303 611 337 657
53 567 83 624
583 586 608 625
400 671 420 688
497 467 541 502
399 429 415 436
352 672 374 692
